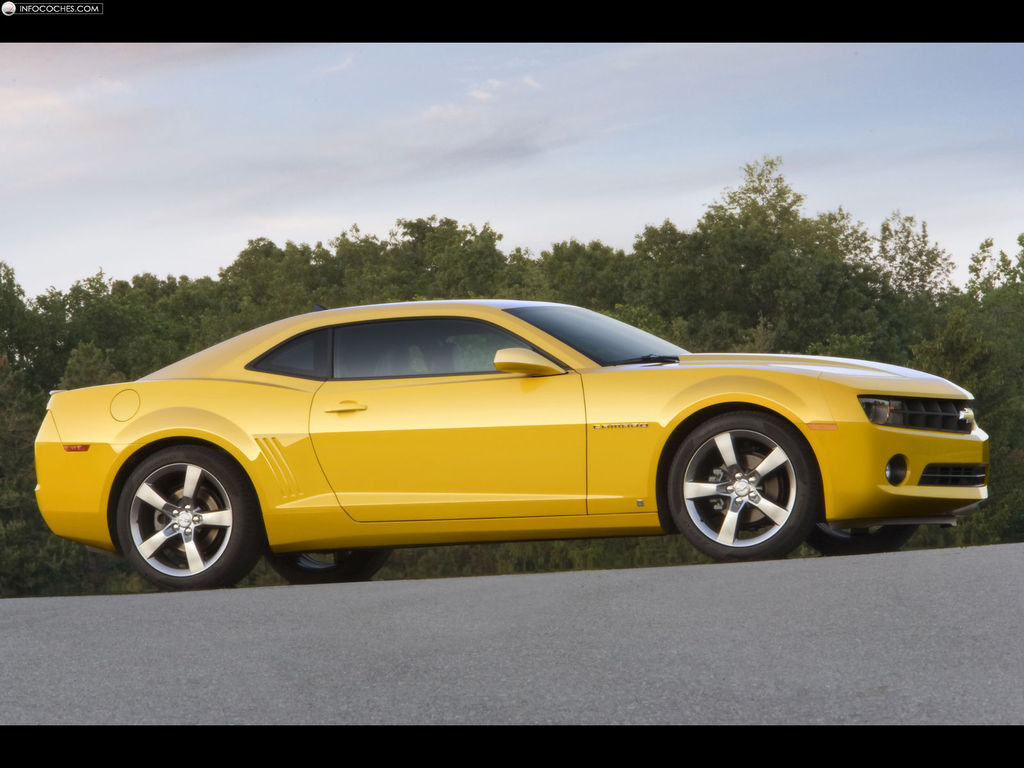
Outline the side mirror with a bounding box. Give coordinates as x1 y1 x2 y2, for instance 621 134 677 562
493 348 564 377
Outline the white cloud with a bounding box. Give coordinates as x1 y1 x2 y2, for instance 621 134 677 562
0 86 67 124
91 76 130 95
322 54 355 75
420 103 471 122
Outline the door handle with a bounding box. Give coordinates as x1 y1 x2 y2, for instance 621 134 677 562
325 401 368 413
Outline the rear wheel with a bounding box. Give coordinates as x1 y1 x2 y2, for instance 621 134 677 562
805 524 917 556
668 412 820 561
116 446 265 590
266 549 392 585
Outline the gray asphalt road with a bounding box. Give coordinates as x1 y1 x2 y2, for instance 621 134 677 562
2 543 1022 724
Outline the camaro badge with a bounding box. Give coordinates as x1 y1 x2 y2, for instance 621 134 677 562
592 423 650 429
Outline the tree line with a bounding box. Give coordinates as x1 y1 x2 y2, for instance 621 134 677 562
1 158 1021 596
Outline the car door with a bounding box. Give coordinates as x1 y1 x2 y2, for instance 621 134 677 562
309 316 587 522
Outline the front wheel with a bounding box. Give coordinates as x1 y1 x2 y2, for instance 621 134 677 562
668 412 821 561
266 549 392 585
805 524 917 556
116 446 265 590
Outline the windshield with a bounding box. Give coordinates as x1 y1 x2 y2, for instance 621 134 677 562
506 305 688 366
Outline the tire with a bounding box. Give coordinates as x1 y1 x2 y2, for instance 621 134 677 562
265 548 392 585
805 523 917 556
116 446 265 590
668 411 820 561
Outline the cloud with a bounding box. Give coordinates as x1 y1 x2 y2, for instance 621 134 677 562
0 43 250 90
468 77 508 102
0 86 67 124
92 76 130 95
321 54 355 75
420 103 471 122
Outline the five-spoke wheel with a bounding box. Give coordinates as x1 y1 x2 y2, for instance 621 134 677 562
116 447 264 590
669 412 820 560
265 549 392 585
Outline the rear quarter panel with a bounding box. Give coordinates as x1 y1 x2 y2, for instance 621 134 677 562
36 377 334 550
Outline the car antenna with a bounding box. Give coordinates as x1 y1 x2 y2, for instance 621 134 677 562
312 303 327 311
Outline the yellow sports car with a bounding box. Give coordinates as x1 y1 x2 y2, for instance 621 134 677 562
34 300 989 589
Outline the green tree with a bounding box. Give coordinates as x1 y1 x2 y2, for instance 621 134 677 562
217 238 321 330
397 217 508 299
0 263 32 369
967 234 1024 299
0 357 44 521
625 219 695 320
870 212 955 298
655 157 892 357
540 239 627 311
59 341 126 390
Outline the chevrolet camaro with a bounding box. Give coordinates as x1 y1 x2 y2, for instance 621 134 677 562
34 300 989 589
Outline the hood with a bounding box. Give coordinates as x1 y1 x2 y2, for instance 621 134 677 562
673 353 972 399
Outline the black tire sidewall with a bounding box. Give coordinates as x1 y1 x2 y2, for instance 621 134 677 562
265 549 392 585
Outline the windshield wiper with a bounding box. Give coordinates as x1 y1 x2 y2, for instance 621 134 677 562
607 354 682 366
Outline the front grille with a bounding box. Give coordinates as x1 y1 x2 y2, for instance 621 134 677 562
899 398 970 432
919 464 987 486
860 396 973 433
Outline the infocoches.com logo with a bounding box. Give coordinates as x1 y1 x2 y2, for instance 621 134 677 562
2 3 105 13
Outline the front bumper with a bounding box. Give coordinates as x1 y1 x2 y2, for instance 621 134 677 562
808 419 988 526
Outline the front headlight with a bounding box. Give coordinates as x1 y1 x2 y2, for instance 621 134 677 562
859 396 904 427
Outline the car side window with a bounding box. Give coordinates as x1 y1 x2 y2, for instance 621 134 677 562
333 318 524 379
251 328 331 379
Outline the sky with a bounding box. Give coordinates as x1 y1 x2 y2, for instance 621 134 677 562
1 43 1022 300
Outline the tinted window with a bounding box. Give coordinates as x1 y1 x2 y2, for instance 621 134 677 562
333 318 525 379
252 328 330 379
